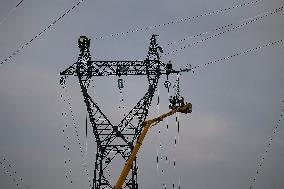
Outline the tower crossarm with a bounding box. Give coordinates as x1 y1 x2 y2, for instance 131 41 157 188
60 60 175 77
60 61 192 81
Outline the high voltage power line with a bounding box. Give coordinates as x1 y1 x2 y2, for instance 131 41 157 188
0 0 86 66
0 0 24 26
184 37 284 189
162 6 284 56
249 100 284 189
190 39 283 73
163 6 283 47
0 0 263 66
94 0 263 40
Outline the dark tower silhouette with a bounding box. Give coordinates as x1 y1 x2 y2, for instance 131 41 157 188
60 34 190 189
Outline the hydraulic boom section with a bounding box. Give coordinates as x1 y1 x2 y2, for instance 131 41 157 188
114 103 192 189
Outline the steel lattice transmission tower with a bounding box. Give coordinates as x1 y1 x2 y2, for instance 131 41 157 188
60 34 189 189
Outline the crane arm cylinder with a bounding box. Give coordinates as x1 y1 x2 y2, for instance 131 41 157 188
114 103 192 189
114 122 151 189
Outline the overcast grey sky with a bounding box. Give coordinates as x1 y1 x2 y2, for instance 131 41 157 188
0 0 284 189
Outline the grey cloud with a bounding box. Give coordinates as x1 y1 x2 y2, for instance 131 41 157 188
1 0 284 189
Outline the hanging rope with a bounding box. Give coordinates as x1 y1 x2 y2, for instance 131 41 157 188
156 88 161 171
157 79 171 189
60 76 92 189
60 76 75 188
156 87 164 189
175 111 182 189
172 73 181 189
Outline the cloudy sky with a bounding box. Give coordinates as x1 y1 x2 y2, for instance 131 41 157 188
0 0 284 189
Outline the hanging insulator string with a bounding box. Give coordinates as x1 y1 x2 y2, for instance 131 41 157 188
118 78 126 117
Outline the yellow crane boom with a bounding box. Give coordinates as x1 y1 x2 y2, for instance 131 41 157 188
114 103 192 189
